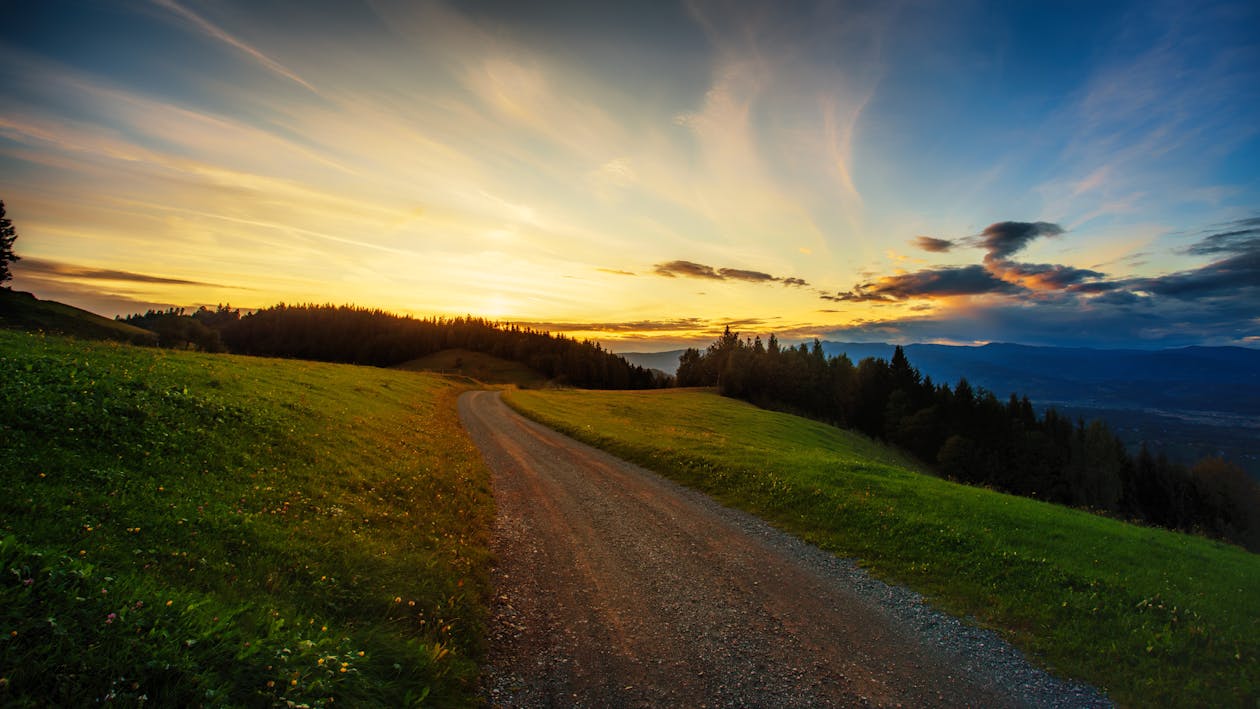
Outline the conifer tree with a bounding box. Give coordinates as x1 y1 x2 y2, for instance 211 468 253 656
0 200 19 287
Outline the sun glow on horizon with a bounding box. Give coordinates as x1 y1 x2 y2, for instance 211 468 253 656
2 1 1257 348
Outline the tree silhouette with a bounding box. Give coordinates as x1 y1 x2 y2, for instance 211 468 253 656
0 200 19 287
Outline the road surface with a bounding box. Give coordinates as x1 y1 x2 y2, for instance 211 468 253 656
458 390 1108 708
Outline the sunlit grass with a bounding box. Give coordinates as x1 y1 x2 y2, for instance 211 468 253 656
0 330 493 706
507 387 1259 708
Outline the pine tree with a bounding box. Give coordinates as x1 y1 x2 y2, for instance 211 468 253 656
0 200 19 287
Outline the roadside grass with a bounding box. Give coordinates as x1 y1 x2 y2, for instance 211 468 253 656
394 349 548 389
0 330 493 707
506 388 1259 708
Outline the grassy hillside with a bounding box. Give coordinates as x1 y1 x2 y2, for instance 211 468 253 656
0 289 157 345
0 330 493 706
395 348 548 389
506 388 1259 708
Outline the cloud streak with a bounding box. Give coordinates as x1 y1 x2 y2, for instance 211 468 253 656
653 260 809 286
912 236 954 253
18 257 237 288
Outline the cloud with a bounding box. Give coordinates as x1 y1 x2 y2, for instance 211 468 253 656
150 0 320 95
597 267 636 276
17 257 236 287
515 316 772 334
828 264 1021 302
912 236 954 253
977 221 1064 261
1138 250 1260 299
652 260 809 286
985 261 1106 292
1185 217 1260 256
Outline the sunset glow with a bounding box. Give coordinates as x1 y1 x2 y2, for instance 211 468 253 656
3 1 1258 349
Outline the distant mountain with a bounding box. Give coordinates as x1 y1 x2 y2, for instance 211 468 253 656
820 341 1260 416
820 341 1260 476
624 340 1260 475
618 350 686 376
0 289 157 345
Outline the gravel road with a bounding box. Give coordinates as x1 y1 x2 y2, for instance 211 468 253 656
458 390 1110 708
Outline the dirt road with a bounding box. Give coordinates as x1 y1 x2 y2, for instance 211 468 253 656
458 390 1108 708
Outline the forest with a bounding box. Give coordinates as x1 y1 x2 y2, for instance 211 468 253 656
677 327 1260 551
121 304 667 390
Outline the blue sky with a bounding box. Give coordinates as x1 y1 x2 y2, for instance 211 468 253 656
1 0 1257 349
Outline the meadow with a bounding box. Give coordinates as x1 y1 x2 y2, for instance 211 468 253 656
507 388 1260 708
0 330 493 707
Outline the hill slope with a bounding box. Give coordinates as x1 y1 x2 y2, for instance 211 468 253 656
505 387 1259 708
0 289 157 344
0 330 493 706
395 348 549 388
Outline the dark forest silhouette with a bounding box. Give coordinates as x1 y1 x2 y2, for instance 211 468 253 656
123 303 667 390
678 327 1260 551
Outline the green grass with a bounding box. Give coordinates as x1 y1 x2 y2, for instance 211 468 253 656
506 387 1260 708
0 330 493 707
0 289 158 345
394 348 548 389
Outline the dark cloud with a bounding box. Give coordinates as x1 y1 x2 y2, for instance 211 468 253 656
987 261 1107 291
654 260 721 279
817 297 1255 348
978 221 1064 261
597 267 636 276
18 257 232 287
1138 250 1260 299
718 267 777 282
1185 217 1260 255
652 260 809 287
829 265 1021 302
912 236 955 253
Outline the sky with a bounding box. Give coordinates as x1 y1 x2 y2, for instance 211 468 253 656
1 0 1258 351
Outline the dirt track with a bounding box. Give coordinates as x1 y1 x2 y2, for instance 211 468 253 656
458 390 1109 708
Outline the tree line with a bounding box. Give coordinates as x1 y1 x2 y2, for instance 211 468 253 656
678 327 1260 551
123 303 667 390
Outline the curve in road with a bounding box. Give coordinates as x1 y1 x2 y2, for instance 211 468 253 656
458 390 1108 708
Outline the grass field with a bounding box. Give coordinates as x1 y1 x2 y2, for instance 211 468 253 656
0 330 493 707
395 348 548 389
506 388 1260 708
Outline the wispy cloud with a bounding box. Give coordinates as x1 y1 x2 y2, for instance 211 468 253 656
17 257 238 287
912 236 955 253
653 260 809 287
150 0 320 95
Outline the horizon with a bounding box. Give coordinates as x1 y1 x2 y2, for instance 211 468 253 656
2 1 1258 349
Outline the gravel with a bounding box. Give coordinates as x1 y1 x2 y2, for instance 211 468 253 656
459 391 1111 708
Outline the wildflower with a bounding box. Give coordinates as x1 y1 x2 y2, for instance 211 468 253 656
320 625 327 632
165 600 173 607
291 679 298 686
393 597 401 603
266 680 275 688
357 651 365 657
408 600 415 607
105 613 116 624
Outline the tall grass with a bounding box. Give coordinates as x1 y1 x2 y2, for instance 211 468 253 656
507 388 1259 708
0 330 493 706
